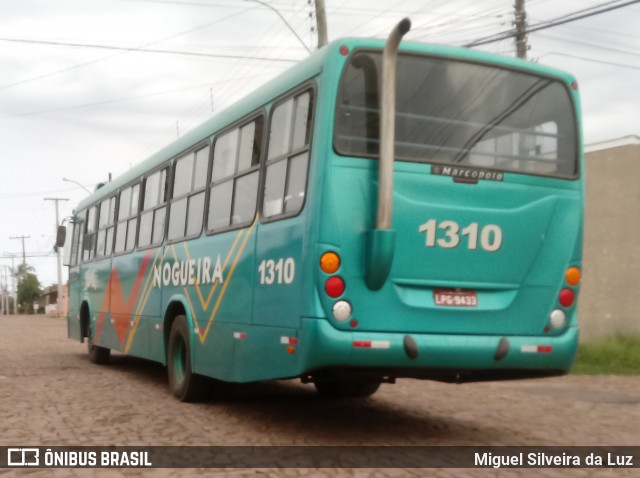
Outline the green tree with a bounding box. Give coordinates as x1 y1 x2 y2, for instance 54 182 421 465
17 271 41 314
14 263 34 282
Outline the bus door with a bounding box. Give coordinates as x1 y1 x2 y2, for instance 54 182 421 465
65 214 84 340
252 88 315 330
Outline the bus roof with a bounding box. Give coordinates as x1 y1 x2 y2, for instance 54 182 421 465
76 37 576 212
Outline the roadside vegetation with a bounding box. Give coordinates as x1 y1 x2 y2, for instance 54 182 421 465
572 335 640 375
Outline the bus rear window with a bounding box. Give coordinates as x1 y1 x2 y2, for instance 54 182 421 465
335 51 578 179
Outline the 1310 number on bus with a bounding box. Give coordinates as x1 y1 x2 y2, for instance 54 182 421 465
418 220 502 252
258 258 296 285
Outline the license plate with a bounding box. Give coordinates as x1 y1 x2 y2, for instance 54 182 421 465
434 289 478 307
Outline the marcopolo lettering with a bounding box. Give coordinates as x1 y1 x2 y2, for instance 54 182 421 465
432 165 504 182
153 255 224 288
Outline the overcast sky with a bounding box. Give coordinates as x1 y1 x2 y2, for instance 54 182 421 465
1 0 639 288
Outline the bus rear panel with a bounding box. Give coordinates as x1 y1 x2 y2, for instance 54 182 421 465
301 41 582 384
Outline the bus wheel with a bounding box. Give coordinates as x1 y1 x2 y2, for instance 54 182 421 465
314 379 381 399
167 315 207 402
351 380 381 398
313 380 356 399
87 323 110 365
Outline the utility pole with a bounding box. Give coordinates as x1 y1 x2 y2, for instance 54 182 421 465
10 235 30 266
1 267 5 315
5 269 9 315
45 197 69 316
315 0 328 48
2 266 9 315
10 255 15 314
515 0 528 59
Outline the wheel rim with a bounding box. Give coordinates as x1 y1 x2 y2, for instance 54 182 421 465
172 337 186 385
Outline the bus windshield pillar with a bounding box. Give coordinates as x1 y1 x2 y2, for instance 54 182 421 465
365 17 411 291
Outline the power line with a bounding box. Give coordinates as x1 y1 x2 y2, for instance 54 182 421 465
347 0 414 37
124 12 295 164
0 37 300 63
114 0 246 8
414 16 506 44
125 8 302 169
552 19 640 41
465 0 640 48
244 0 311 54
538 52 640 70
0 6 261 92
2 73 274 119
536 31 640 58
536 0 628 23
0 253 56 259
408 1 509 44
411 8 507 35
123 0 450 17
9 236 30 266
131 16 299 161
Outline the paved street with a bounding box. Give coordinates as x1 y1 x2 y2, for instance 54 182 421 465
0 314 638 477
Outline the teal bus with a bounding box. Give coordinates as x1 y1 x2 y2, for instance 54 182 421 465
65 20 583 401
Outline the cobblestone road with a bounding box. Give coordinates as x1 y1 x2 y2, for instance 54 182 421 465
0 315 637 477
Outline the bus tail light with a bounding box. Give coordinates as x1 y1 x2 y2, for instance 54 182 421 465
332 301 352 322
565 267 581 286
320 252 341 274
325 277 345 298
321 251 350 318
558 288 575 308
549 309 566 329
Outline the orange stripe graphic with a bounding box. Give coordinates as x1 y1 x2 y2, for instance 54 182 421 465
95 250 153 346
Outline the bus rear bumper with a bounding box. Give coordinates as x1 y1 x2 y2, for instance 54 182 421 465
299 319 579 383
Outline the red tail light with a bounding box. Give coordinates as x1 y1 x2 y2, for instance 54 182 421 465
558 288 575 307
325 277 345 298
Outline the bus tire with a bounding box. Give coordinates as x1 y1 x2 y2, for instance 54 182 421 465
314 379 381 399
351 380 381 398
167 315 207 402
87 323 110 365
313 380 356 399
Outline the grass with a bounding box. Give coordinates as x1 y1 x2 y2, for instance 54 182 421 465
572 335 640 375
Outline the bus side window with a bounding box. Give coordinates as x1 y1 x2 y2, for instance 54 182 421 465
208 116 263 232
167 145 209 241
82 205 98 262
70 212 84 267
263 90 313 219
114 183 140 254
96 196 116 258
67 224 76 267
64 221 76 267
139 166 169 248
